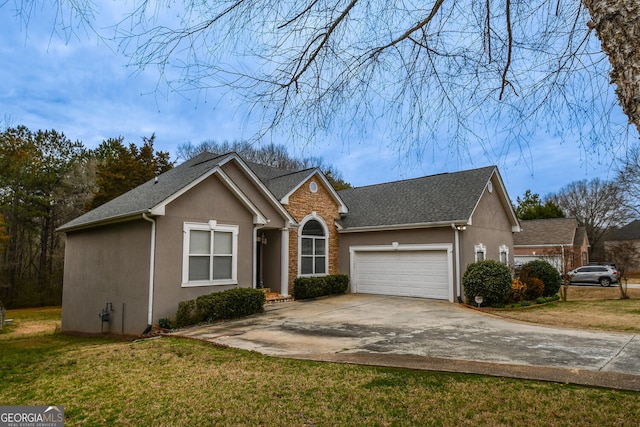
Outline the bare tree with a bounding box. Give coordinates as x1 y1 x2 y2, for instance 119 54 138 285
5 0 638 159
605 240 639 299
617 144 640 216
550 178 633 258
177 140 351 189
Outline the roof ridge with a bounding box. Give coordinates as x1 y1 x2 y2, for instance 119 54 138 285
266 167 317 181
189 152 231 167
339 165 496 191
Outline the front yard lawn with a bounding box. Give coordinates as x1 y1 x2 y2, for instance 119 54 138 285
491 285 640 333
2 307 640 426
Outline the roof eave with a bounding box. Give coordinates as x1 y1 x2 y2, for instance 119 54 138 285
57 210 151 233
338 220 468 233
513 243 575 248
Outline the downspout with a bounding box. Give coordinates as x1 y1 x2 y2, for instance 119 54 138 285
452 224 463 303
142 213 156 334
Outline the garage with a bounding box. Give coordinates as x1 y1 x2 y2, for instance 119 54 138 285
350 245 453 300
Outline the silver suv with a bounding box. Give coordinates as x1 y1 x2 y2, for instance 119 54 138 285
568 265 619 287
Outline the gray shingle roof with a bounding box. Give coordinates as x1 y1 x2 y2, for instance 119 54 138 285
337 166 497 229
60 150 506 234
513 218 579 246
59 152 234 231
59 151 318 232
607 220 640 241
247 163 316 200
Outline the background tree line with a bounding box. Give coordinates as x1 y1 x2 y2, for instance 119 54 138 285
0 127 349 308
514 155 640 262
0 127 173 308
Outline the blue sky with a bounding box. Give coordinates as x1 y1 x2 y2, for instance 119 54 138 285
1 3 637 201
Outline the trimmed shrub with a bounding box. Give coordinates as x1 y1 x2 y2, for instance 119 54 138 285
175 300 197 328
196 288 266 322
158 317 172 329
509 279 527 303
293 274 350 300
462 260 512 307
325 274 350 295
520 260 562 296
523 277 544 300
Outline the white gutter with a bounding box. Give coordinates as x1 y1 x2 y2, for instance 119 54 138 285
451 223 464 302
142 213 156 330
339 220 470 234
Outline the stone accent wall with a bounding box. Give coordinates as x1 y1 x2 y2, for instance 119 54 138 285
285 176 341 289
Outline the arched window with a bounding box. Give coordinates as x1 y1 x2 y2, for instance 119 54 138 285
300 218 327 275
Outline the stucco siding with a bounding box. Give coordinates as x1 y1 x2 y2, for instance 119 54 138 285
152 173 255 323
61 220 151 335
464 183 515 268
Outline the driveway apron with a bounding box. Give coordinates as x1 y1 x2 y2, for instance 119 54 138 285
174 294 640 389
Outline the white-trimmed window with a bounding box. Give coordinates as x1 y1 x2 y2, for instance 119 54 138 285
183 221 238 286
499 245 509 264
475 243 486 262
299 217 328 276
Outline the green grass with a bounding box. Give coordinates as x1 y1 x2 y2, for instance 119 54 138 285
493 286 640 332
2 307 640 426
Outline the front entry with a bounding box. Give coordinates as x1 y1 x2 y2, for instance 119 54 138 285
254 229 285 294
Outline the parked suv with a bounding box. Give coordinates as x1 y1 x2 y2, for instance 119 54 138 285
568 265 619 287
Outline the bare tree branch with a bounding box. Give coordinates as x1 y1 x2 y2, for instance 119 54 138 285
498 0 513 100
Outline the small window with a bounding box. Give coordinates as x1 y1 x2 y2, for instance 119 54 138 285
183 221 238 286
499 245 509 265
309 181 318 193
475 244 486 262
300 218 327 276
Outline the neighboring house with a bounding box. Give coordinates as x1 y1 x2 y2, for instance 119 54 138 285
513 218 589 272
604 220 640 272
58 152 519 335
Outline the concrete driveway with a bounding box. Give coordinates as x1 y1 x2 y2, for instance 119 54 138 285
175 294 640 391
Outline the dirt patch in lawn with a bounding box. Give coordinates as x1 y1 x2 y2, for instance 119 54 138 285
1 307 61 338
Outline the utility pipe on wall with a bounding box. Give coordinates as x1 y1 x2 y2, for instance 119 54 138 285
142 213 157 334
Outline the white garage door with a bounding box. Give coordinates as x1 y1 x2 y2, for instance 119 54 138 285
352 250 451 300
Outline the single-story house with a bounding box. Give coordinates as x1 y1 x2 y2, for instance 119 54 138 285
513 218 589 272
59 152 520 335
